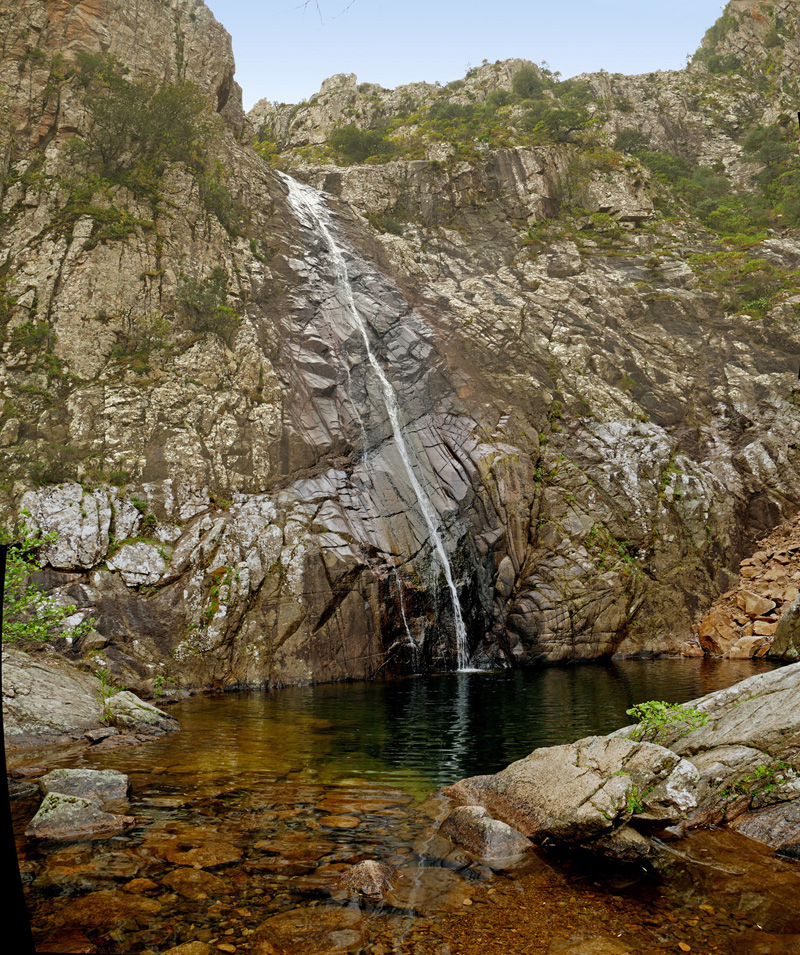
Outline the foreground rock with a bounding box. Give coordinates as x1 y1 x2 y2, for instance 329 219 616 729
444 736 698 860
39 768 131 804
2 647 106 748
441 805 532 861
25 792 136 841
445 663 800 861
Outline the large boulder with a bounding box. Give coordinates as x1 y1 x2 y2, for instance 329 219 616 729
615 662 800 840
443 735 698 858
2 647 105 749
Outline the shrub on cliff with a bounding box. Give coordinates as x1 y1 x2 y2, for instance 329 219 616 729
512 65 545 99
74 53 208 187
176 267 241 341
1 522 92 645
329 125 394 164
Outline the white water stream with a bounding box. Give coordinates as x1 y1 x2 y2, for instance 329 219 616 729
280 172 470 669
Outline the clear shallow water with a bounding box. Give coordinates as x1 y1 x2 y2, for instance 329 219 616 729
12 658 789 954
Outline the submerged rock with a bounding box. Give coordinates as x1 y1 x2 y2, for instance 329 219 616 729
337 860 395 901
249 905 365 955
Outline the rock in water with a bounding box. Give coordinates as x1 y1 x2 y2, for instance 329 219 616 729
25 792 135 841
39 768 130 804
441 805 532 860
103 691 179 735
337 860 396 901
443 735 698 858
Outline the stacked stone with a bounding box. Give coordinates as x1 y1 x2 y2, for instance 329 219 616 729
695 516 800 658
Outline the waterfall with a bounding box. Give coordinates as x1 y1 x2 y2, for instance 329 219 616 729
279 172 471 670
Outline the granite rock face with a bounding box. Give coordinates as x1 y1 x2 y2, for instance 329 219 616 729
443 736 698 858
2 647 106 748
4 0 800 693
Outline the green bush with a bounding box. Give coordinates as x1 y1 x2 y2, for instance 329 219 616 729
74 53 207 190
428 101 475 123
512 65 544 99
28 445 82 486
626 700 709 744
613 129 649 154
2 522 93 644
329 125 393 164
521 103 591 143
177 267 241 340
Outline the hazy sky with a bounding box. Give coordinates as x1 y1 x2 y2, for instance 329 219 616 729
205 0 728 110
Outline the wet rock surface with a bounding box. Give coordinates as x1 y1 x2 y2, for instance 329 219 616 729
24 792 136 841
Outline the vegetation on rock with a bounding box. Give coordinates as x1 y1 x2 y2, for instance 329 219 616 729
1 522 92 645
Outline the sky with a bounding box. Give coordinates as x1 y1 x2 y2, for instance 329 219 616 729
204 0 729 110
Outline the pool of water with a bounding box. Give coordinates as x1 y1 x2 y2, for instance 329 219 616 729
11 658 793 954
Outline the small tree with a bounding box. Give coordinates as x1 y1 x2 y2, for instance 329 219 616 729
176 267 241 341
2 522 93 645
512 65 544 99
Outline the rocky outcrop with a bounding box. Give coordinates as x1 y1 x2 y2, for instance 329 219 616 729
103 690 179 734
2 646 106 747
2 646 180 750
444 736 698 860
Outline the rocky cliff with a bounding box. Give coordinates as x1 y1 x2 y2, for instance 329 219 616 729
3 0 800 695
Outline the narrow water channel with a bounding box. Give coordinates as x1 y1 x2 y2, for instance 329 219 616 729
11 659 797 954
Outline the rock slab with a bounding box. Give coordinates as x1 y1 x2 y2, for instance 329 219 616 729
443 735 698 857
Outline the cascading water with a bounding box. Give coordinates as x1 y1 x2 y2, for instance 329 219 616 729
280 172 471 669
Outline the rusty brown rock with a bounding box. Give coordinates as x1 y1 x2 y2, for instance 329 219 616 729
737 590 777 617
697 609 739 655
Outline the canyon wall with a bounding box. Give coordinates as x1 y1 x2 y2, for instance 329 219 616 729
3 0 800 694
